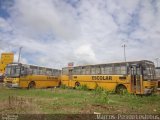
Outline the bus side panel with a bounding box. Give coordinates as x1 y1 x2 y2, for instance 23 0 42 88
116 75 131 93
72 75 97 89
19 76 30 88
20 75 60 88
60 75 69 87
73 75 117 91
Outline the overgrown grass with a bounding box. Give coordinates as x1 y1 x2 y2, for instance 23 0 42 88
0 86 160 114
75 84 88 91
60 84 67 89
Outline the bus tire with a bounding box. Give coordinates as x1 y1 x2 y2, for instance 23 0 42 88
116 84 127 94
28 81 36 89
75 82 80 87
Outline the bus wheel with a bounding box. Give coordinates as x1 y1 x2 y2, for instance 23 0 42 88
28 81 36 89
75 82 80 87
116 85 127 94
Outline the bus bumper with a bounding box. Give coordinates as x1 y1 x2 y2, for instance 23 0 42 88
12 83 19 88
4 83 19 88
144 88 153 94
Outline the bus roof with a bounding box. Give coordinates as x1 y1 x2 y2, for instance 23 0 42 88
62 60 154 69
7 62 61 71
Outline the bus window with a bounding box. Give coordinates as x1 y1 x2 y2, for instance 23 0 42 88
121 65 127 75
143 64 155 80
101 65 105 74
55 70 60 76
73 67 81 75
62 68 69 75
6 65 20 77
46 68 52 76
91 66 96 75
95 66 101 74
39 67 43 75
30 66 39 75
114 64 121 74
85 66 90 75
5 66 11 76
20 66 28 76
136 66 141 75
32 69 38 75
104 66 113 74
42 68 46 75
81 67 86 75
14 66 20 77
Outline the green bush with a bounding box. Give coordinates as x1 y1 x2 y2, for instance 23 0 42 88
75 84 88 91
94 86 104 95
93 86 111 104
60 84 67 89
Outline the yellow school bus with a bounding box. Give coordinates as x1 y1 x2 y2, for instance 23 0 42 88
4 63 61 88
61 60 157 95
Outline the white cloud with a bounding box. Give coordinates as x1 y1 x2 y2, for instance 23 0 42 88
0 0 160 68
11 0 80 40
75 44 97 64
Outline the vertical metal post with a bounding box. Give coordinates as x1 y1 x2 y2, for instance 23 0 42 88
18 47 22 63
122 44 127 62
155 58 159 67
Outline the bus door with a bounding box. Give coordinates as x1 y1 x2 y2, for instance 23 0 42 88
68 68 73 87
130 65 142 94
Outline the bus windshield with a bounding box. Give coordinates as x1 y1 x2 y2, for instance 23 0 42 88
143 63 156 80
5 64 21 77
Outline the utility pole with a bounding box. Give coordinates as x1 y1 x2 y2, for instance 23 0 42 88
155 58 159 67
122 44 127 62
18 47 22 63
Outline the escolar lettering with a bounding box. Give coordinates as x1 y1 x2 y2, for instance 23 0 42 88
92 76 112 80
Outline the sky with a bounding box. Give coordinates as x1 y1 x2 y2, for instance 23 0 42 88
0 0 160 68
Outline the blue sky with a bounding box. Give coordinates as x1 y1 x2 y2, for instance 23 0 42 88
0 0 160 68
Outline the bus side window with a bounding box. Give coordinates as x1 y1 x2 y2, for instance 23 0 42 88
91 66 96 75
21 66 28 76
55 70 59 76
52 69 55 76
121 65 127 75
74 67 81 75
20 67 24 75
95 66 100 74
105 66 113 74
81 67 86 75
85 66 90 75
62 68 69 75
46 69 52 76
101 65 105 74
42 68 46 75
39 67 43 75
114 65 121 74
28 68 33 75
